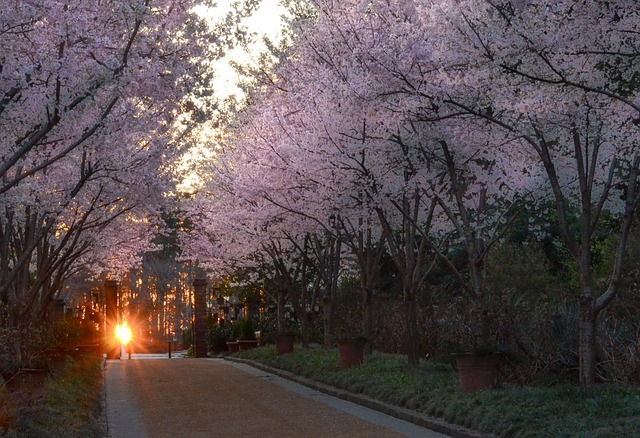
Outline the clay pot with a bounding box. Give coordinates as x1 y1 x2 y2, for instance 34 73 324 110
337 342 365 368
274 334 295 355
237 340 259 351
454 352 500 393
226 341 239 353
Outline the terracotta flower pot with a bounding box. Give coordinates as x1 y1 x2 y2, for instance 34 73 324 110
237 339 259 351
226 341 239 353
337 342 365 368
454 352 500 393
275 334 295 355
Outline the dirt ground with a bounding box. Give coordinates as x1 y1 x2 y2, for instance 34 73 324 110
104 358 411 438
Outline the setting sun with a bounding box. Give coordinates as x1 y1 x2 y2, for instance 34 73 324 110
115 322 132 346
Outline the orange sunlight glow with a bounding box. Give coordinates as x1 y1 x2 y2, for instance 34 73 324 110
115 321 132 345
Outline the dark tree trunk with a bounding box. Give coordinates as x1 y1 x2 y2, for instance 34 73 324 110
299 314 310 348
362 285 373 355
322 236 340 348
276 287 286 334
405 288 420 367
579 296 598 386
323 286 334 348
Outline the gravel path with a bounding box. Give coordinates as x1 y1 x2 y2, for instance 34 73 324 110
104 356 450 438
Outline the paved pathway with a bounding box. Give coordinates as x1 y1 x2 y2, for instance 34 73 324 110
104 355 450 438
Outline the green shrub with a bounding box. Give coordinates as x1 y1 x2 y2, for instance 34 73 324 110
205 323 231 354
233 318 257 341
53 318 83 346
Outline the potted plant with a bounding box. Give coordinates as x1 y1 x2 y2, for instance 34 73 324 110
236 318 259 351
449 322 503 393
337 335 367 368
452 347 501 393
274 328 296 355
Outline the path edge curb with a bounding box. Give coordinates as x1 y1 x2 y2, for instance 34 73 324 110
225 356 492 438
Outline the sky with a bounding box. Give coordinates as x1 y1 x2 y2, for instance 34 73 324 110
196 0 287 98
177 0 287 193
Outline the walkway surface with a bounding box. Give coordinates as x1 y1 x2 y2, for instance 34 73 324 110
103 354 451 438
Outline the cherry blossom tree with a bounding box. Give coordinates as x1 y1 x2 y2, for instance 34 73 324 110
181 186 319 344
238 0 508 365
186 0 638 384
185 0 448 364
400 0 640 386
0 0 261 363
284 0 638 383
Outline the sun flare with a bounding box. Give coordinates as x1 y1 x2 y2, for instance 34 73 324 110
115 322 132 345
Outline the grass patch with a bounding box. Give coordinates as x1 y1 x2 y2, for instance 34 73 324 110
237 346 640 437
1 353 103 438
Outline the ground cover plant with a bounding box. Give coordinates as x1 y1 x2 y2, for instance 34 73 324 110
0 353 103 438
236 346 640 438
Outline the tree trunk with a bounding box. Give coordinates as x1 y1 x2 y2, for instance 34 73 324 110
362 285 373 355
276 287 286 333
9 309 22 364
405 287 420 367
13 331 22 365
299 314 310 348
579 296 598 387
323 286 334 348
323 237 341 348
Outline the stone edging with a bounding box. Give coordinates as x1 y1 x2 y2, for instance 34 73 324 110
225 356 492 438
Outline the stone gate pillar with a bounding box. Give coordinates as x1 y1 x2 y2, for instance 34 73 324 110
104 280 120 359
193 278 208 357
